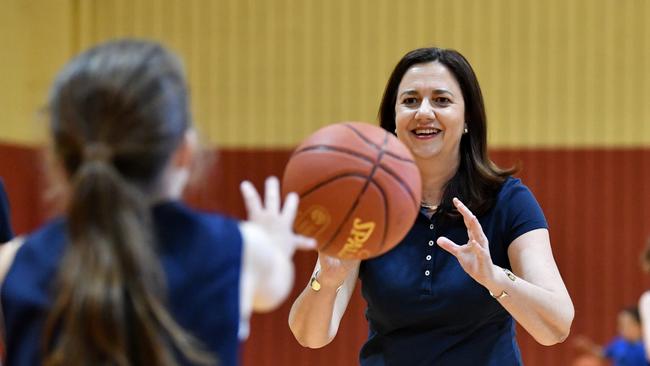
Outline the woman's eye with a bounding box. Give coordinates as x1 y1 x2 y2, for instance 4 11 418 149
403 97 418 105
434 97 451 104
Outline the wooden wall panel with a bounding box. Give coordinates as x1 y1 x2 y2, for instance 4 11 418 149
3 144 648 365
0 143 49 235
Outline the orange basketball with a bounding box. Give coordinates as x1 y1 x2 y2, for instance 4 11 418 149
282 122 422 260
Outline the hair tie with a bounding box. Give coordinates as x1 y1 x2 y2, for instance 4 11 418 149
83 142 112 162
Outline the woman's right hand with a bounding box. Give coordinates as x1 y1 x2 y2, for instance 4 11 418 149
316 252 360 289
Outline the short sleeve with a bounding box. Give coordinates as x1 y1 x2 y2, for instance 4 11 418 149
499 178 548 247
0 179 13 242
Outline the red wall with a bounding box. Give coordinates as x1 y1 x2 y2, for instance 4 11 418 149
2 144 649 365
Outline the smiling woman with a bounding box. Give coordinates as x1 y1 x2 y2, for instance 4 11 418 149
288 47 575 366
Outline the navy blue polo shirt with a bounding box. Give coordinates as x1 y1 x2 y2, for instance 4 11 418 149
2 201 242 366
359 177 548 366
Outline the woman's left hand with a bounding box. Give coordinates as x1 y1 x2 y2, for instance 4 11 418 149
240 176 316 257
436 197 496 287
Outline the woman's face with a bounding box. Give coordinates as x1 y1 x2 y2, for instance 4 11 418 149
394 61 465 162
617 311 642 341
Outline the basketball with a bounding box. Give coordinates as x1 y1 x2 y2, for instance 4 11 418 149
282 122 422 260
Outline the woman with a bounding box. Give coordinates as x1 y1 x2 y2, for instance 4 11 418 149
0 39 312 366
289 47 574 365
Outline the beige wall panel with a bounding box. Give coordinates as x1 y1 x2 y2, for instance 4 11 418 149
0 0 74 144
2 0 649 147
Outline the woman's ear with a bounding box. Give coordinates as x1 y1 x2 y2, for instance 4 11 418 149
160 128 198 201
43 144 72 216
171 128 198 170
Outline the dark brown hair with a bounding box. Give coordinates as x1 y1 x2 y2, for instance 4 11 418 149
621 306 641 324
379 47 516 219
44 39 213 365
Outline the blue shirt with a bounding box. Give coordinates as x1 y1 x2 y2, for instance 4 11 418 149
604 337 649 366
0 179 13 242
1 201 242 366
359 177 548 366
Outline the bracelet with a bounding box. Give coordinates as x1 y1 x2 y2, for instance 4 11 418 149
488 267 516 300
309 269 343 293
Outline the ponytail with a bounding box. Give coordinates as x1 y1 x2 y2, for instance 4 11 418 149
42 152 214 365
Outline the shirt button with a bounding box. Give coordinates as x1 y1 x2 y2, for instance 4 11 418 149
428 240 434 246
425 270 431 276
426 255 432 260
429 224 434 230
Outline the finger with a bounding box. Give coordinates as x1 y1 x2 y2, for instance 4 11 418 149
453 198 488 245
264 176 280 213
436 237 461 257
469 240 485 255
294 234 317 250
240 180 262 217
280 191 299 224
452 197 476 231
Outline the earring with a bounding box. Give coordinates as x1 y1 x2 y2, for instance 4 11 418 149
463 127 468 134
394 128 398 135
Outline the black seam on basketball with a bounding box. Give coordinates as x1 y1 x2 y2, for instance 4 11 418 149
375 176 389 253
343 123 415 163
293 145 419 216
320 133 389 254
311 173 369 252
293 145 376 164
317 179 389 254
376 163 420 211
377 133 389 251
299 173 373 199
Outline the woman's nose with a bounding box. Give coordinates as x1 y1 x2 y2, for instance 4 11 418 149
415 99 435 120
